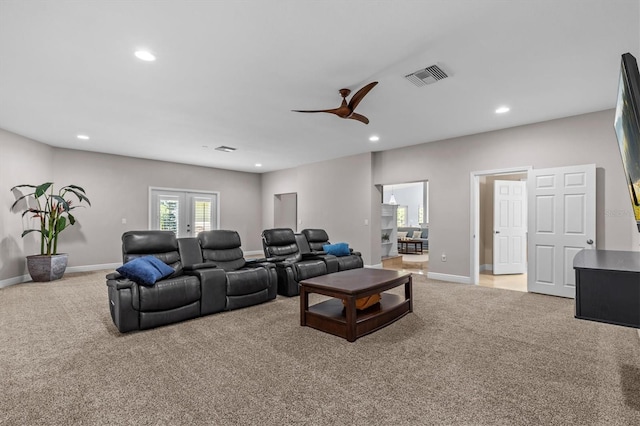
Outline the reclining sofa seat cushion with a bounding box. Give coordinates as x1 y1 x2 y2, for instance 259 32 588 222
198 230 277 309
262 228 328 296
301 228 364 272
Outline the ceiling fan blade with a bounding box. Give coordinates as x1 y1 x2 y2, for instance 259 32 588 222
292 108 341 114
348 112 370 125
347 81 378 111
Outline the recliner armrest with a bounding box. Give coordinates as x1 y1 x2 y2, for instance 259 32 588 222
245 257 268 264
301 253 323 261
106 277 136 290
185 267 226 315
183 263 216 271
106 272 122 280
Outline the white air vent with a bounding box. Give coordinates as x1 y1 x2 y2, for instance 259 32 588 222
404 64 449 87
215 146 236 152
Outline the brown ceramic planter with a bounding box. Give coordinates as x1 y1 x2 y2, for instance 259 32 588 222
26 254 69 282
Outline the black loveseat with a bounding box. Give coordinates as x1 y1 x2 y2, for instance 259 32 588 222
106 230 276 333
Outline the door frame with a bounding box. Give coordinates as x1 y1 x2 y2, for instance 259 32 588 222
469 166 532 285
148 187 221 236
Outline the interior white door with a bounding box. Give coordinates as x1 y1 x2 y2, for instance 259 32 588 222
527 164 596 298
493 180 527 275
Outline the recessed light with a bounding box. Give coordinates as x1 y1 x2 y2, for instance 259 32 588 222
369 135 380 142
495 106 510 114
255 163 262 167
77 134 90 140
134 50 156 62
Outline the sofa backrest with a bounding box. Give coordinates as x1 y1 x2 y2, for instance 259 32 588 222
121 230 183 275
301 229 330 251
198 230 246 271
398 227 428 239
262 228 301 259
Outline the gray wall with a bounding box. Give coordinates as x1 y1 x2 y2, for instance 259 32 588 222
262 153 378 265
2 131 263 283
1 129 54 282
374 109 640 279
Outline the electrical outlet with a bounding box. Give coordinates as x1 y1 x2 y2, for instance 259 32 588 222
441 253 447 262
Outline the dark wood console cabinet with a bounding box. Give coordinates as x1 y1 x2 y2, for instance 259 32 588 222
573 249 640 328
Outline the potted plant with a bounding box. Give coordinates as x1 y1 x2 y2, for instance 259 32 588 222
10 182 91 282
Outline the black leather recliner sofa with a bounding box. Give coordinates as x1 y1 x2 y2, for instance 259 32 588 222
261 228 328 296
301 228 364 272
261 228 364 297
106 230 276 333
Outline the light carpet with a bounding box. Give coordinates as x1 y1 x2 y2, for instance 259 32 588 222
1 270 640 425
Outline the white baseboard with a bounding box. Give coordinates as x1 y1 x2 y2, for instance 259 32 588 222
366 263 383 269
427 272 471 284
0 274 32 289
66 263 121 273
0 262 120 289
244 250 264 257
480 264 493 272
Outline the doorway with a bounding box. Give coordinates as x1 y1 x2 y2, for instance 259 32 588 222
471 167 531 291
381 181 429 274
274 193 297 231
471 164 596 297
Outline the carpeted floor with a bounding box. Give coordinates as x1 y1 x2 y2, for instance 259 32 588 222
1 270 640 425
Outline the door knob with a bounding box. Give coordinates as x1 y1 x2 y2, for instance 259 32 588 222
586 239 594 245
495 230 500 234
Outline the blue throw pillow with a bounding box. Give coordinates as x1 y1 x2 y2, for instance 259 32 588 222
116 255 175 286
323 243 350 257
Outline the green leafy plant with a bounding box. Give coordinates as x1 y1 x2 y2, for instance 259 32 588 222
381 232 390 242
10 182 91 255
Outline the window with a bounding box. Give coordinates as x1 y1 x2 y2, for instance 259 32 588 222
150 189 219 237
159 198 179 233
397 205 408 227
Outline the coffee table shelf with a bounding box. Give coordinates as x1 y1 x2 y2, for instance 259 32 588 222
305 293 410 340
300 268 412 342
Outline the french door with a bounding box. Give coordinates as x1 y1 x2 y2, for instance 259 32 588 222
150 188 219 238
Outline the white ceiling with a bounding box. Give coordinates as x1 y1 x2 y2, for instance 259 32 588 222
1 1 638 173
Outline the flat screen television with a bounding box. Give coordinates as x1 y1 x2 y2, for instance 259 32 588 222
613 52 640 232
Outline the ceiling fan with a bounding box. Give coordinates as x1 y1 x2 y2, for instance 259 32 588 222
292 81 378 125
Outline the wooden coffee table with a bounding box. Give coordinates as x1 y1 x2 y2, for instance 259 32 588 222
299 268 412 342
398 238 423 254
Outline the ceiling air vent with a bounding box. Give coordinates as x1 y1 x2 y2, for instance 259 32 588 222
404 64 448 87
215 146 236 152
